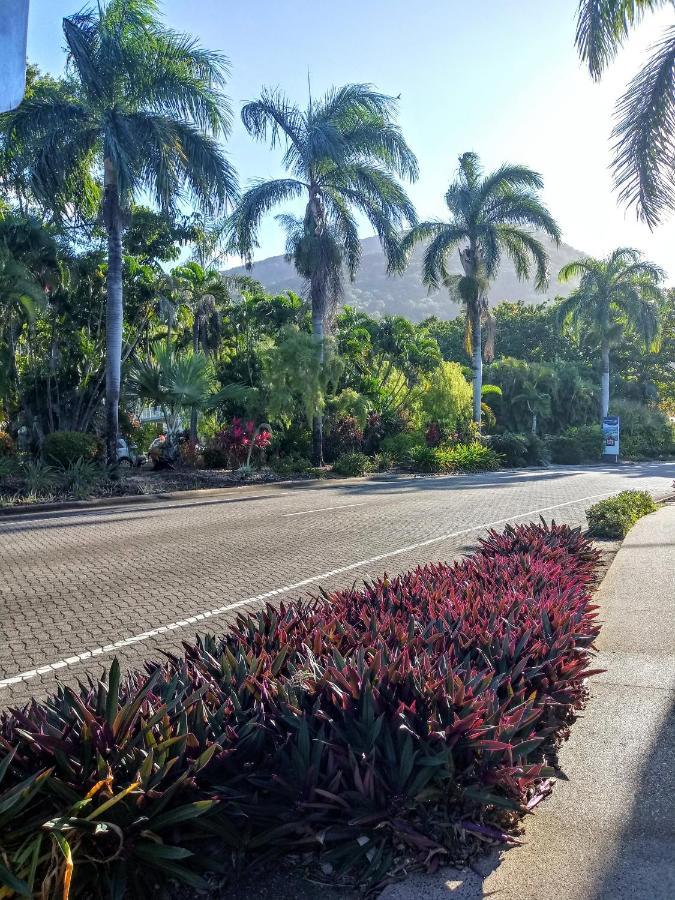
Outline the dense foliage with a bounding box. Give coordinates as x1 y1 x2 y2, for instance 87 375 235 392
0 522 601 897
586 489 658 538
0 4 672 496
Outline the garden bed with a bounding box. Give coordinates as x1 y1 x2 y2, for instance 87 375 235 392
0 522 603 898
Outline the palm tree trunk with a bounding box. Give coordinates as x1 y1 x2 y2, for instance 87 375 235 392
532 412 537 434
311 309 324 467
471 305 482 425
103 160 123 465
600 340 610 420
190 315 199 443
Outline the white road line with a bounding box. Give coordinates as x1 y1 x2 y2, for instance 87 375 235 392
282 502 369 518
0 489 617 689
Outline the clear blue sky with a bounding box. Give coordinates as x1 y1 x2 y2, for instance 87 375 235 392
27 0 675 278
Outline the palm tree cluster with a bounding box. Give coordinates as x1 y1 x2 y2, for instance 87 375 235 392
0 0 670 466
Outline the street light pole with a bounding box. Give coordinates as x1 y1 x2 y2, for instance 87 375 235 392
0 0 30 113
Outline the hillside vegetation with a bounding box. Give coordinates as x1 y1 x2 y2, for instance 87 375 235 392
227 232 583 320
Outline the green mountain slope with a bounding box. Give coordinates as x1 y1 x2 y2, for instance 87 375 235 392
226 233 584 321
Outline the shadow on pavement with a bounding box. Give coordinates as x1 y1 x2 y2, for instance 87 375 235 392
589 694 675 900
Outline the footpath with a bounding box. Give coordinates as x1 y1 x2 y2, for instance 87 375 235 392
380 504 675 900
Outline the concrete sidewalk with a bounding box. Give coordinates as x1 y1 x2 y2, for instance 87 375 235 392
380 504 675 900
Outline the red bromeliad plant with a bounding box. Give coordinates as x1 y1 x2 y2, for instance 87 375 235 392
212 418 271 468
0 523 602 897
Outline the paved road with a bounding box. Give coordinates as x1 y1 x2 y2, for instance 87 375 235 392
1 462 673 707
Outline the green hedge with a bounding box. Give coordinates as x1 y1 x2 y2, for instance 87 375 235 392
587 490 658 538
408 442 501 474
333 451 374 476
610 400 674 459
489 432 550 467
42 431 102 468
548 425 603 464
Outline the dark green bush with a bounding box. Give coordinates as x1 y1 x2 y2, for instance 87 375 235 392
437 442 502 472
407 444 440 472
333 451 374 477
490 432 529 467
380 432 424 463
587 490 658 538
491 432 550 467
408 443 501 474
610 400 674 459
271 453 312 476
201 444 229 469
42 431 102 468
548 425 603 464
59 458 105 500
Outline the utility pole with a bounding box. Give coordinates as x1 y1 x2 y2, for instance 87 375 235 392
0 0 30 113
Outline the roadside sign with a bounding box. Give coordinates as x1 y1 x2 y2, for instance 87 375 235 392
602 416 620 457
0 0 30 113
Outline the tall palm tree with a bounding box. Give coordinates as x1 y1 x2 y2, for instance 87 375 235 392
2 0 238 461
559 248 663 419
171 261 231 440
400 152 560 425
227 83 418 464
575 0 675 226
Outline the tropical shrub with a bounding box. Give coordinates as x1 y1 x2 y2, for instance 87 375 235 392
23 460 59 496
205 419 271 469
0 431 14 456
548 425 603 464
59 458 104 500
201 444 229 469
42 431 102 468
381 431 425 463
437 442 501 473
271 453 313 477
409 443 502 474
609 399 673 459
0 523 601 897
333 451 374 477
324 415 364 462
407 444 439 472
373 450 395 472
587 490 658 538
419 361 473 433
490 432 550 468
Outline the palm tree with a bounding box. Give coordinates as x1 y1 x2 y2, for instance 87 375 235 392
228 83 418 464
559 248 663 420
2 0 238 461
400 152 560 426
575 0 675 227
171 261 231 440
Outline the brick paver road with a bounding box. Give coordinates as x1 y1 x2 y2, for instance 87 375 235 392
1 462 674 707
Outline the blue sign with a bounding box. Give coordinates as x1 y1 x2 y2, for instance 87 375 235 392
602 416 620 457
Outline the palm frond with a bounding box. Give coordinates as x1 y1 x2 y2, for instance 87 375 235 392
315 83 399 125
227 178 306 263
575 0 665 79
342 118 419 181
559 258 598 282
421 225 467 289
479 164 544 201
496 226 549 289
611 25 675 227
241 89 306 167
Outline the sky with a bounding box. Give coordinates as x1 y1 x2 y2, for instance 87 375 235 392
26 0 675 280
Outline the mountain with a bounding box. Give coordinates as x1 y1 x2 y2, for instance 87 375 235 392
226 233 584 321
